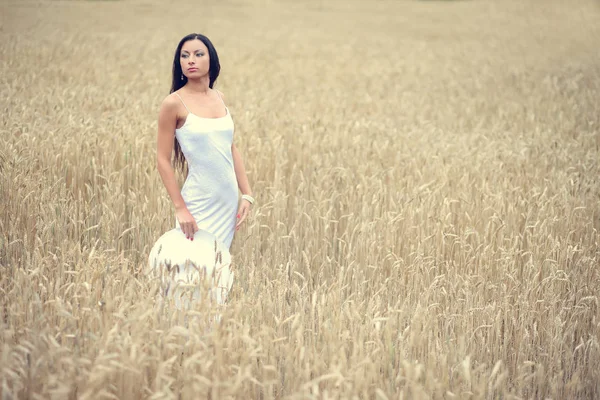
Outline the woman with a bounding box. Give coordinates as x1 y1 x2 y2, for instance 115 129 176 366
156 33 253 248
148 33 251 308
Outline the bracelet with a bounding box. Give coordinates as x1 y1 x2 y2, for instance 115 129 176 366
241 194 255 205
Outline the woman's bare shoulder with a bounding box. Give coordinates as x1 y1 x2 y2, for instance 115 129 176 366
161 92 181 109
158 94 183 122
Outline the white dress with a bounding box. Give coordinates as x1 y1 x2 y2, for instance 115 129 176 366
146 91 237 308
172 91 238 249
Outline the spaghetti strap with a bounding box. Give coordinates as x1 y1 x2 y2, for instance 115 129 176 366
174 92 190 113
214 89 226 106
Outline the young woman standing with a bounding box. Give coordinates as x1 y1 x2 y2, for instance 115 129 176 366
156 33 254 248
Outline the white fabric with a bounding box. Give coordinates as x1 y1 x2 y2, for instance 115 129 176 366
147 228 234 309
173 93 238 249
147 91 238 309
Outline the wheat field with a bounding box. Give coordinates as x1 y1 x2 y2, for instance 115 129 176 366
1 0 599 398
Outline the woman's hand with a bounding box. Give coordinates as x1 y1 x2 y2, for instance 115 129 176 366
235 199 252 231
176 206 199 240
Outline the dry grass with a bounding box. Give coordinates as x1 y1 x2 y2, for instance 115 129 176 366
1 0 600 398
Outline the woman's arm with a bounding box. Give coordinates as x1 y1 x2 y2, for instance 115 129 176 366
156 95 198 239
217 90 252 196
232 143 253 229
232 143 252 196
218 90 253 229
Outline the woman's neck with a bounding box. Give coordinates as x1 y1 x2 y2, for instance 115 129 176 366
184 76 211 94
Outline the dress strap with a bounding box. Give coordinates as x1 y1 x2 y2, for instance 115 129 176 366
174 92 190 113
215 89 226 106
214 89 229 115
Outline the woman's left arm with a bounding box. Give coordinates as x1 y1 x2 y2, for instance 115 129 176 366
233 143 253 228
233 144 252 197
218 89 253 229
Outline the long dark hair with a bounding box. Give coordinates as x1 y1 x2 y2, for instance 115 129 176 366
170 33 221 172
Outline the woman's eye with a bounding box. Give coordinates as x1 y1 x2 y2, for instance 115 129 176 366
196 52 204 57
181 54 188 58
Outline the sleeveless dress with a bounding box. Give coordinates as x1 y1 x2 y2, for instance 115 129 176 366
173 91 238 249
146 91 237 308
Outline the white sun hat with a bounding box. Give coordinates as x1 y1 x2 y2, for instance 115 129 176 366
147 228 234 310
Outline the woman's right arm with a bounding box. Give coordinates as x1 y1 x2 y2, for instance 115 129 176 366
156 96 198 240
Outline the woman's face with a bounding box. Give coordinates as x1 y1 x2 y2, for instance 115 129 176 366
180 39 210 80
